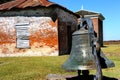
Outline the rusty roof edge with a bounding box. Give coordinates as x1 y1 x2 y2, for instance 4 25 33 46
17 0 36 8
0 0 26 10
0 0 80 18
0 0 53 10
39 0 53 7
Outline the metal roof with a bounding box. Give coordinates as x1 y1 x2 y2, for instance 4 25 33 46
0 0 80 18
0 0 53 10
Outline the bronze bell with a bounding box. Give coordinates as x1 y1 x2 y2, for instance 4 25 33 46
62 27 96 70
62 18 115 80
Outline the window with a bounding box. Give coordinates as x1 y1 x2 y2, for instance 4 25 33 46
16 22 30 48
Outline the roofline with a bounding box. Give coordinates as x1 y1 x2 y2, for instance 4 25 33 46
0 0 80 18
84 14 105 20
76 9 105 20
76 9 100 14
52 4 80 18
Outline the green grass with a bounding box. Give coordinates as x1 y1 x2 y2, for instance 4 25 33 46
0 44 120 80
102 55 120 78
0 56 72 80
102 44 120 54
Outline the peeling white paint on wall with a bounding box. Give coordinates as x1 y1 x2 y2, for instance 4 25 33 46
0 16 58 57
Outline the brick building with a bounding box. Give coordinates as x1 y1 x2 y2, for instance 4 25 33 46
76 10 105 46
0 0 79 57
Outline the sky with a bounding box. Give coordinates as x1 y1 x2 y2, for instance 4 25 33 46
50 0 120 41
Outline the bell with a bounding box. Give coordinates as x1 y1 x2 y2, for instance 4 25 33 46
62 27 97 71
62 27 115 70
62 17 115 80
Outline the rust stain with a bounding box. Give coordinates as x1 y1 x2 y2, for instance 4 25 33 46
18 0 39 8
0 27 16 44
29 18 58 48
30 29 58 48
39 0 53 7
48 19 58 27
0 0 26 10
0 0 54 10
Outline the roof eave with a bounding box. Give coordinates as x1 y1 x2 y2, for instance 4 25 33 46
76 10 105 20
0 0 80 18
53 4 80 18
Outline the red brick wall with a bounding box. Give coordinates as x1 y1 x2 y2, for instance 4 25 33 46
92 18 99 36
92 18 103 46
98 19 103 46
